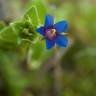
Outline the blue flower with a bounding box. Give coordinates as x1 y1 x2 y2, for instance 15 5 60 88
36 15 68 49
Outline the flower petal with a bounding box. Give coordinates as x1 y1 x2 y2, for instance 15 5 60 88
44 15 54 28
46 39 55 49
54 21 68 33
56 35 68 47
36 27 44 35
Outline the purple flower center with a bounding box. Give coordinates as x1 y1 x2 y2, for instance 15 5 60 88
45 28 56 40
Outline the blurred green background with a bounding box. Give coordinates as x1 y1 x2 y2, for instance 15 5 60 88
0 0 96 96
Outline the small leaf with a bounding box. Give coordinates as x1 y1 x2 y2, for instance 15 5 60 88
32 0 48 24
0 26 18 44
23 6 39 29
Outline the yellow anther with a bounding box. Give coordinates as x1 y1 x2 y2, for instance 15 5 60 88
51 29 56 35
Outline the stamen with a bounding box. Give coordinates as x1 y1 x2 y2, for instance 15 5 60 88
45 28 57 40
51 29 56 35
62 33 69 35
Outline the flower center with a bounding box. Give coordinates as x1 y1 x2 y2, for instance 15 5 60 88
45 28 56 40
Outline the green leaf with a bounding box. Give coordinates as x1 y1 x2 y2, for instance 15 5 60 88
0 22 21 49
0 25 18 44
24 0 48 28
32 0 48 24
23 6 39 29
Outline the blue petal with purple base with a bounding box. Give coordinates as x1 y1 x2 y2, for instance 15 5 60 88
54 21 68 33
44 15 54 28
46 39 55 49
36 15 68 49
36 27 44 35
56 35 68 47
